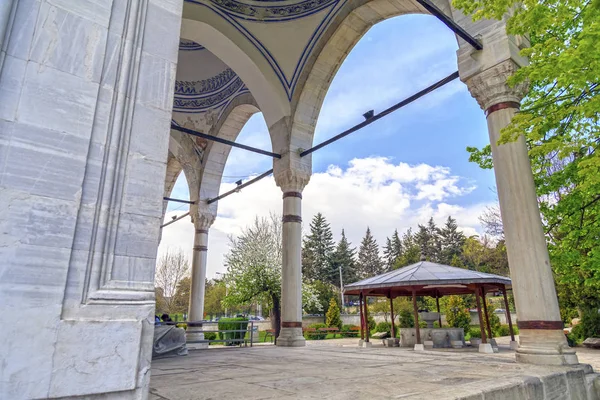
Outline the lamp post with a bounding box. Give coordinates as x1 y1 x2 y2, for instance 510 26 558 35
339 265 344 312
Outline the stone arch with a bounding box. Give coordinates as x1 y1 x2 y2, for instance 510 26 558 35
290 0 457 146
197 94 262 215
180 17 290 129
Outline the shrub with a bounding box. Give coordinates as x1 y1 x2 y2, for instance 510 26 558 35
306 323 327 340
469 327 482 339
341 325 360 337
494 324 518 337
218 317 248 345
419 320 427 328
375 321 392 333
577 306 600 339
446 296 471 336
398 309 414 328
326 297 343 330
204 332 217 341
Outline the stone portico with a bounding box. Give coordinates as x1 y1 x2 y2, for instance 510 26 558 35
0 0 584 398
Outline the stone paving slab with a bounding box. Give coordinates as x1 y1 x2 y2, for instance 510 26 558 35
150 338 600 400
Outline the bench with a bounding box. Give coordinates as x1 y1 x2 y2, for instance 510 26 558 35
263 329 275 343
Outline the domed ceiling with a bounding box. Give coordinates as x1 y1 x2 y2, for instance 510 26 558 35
172 39 251 160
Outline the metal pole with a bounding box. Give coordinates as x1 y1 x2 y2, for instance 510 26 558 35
171 124 282 159
208 169 273 204
339 265 344 312
300 71 459 157
163 197 195 204
160 211 190 228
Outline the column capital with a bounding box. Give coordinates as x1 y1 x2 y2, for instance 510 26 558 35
465 60 528 114
274 168 310 193
190 204 215 231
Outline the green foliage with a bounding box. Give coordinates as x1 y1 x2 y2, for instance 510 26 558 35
495 324 519 337
454 0 600 311
302 213 336 283
306 323 328 340
341 325 360 338
383 230 403 270
445 296 471 336
357 228 383 278
469 327 482 339
418 320 427 328
398 309 415 328
367 315 376 332
571 306 600 341
326 297 343 330
485 300 502 337
375 321 396 335
217 317 248 345
331 229 359 285
204 332 217 341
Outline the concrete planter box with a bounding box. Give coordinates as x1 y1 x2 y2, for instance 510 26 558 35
470 338 482 346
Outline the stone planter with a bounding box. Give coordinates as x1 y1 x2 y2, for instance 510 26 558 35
470 338 482 346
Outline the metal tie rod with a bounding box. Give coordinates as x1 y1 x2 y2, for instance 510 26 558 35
160 211 190 228
300 71 460 157
414 0 483 50
207 169 273 204
171 124 282 159
163 197 195 204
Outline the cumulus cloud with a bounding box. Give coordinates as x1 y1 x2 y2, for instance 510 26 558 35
158 156 493 279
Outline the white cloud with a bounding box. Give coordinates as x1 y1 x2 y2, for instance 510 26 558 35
158 157 494 279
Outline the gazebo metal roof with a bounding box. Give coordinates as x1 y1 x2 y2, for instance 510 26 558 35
344 261 511 297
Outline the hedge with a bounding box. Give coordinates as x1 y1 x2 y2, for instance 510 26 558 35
217 317 248 345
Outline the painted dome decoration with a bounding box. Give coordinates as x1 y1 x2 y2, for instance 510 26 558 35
173 39 249 115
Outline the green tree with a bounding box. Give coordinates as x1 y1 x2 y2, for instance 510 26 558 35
154 248 190 314
415 218 441 262
445 295 471 336
357 227 383 278
454 0 600 320
394 228 420 268
224 215 320 339
302 213 336 283
331 229 358 286
171 276 191 314
440 216 466 264
204 279 226 318
383 229 403 271
326 297 343 330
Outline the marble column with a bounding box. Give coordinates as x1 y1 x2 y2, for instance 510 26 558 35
187 210 215 344
275 170 309 346
467 60 577 365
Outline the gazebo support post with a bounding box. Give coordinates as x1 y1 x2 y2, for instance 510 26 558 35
474 285 493 353
412 289 423 350
389 294 396 339
502 285 517 349
363 294 370 345
359 293 364 342
481 287 493 340
435 292 442 328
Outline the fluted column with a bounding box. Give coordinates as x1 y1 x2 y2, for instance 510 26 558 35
275 169 310 347
187 208 215 344
466 60 577 365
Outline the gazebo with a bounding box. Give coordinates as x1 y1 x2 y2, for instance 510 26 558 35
344 259 515 352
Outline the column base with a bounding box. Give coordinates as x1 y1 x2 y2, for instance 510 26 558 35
276 327 306 347
414 344 425 351
479 343 494 354
186 327 208 349
510 340 519 350
516 329 578 365
362 341 372 348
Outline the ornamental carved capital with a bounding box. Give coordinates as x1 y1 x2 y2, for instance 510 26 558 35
273 168 310 193
190 203 215 230
465 60 528 112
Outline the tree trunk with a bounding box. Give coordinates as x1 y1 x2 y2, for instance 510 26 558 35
272 295 281 344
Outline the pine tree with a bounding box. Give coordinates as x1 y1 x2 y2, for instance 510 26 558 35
383 237 394 271
415 218 441 262
391 229 403 260
331 229 358 286
394 228 420 268
357 227 383 278
440 216 466 265
302 213 335 283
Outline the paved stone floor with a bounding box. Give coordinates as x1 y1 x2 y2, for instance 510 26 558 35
150 337 600 400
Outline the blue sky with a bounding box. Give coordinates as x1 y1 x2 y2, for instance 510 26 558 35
162 14 498 277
